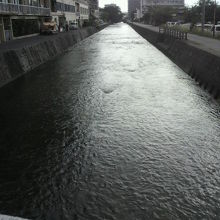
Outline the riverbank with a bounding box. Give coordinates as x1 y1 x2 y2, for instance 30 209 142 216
0 214 28 220
0 24 108 88
129 22 220 98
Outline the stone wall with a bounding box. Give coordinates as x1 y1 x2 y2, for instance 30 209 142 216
130 23 220 98
0 25 107 88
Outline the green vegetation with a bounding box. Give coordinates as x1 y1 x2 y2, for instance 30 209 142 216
143 6 175 26
100 5 123 23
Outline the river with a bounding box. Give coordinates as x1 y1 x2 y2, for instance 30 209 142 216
0 23 220 220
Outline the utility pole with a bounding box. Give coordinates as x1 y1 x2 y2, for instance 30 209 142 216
213 0 216 37
202 0 205 32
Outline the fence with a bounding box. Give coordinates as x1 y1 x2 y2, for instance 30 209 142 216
159 26 188 40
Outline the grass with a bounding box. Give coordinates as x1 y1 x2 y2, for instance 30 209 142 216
191 28 220 41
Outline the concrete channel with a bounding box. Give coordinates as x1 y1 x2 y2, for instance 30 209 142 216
129 22 220 98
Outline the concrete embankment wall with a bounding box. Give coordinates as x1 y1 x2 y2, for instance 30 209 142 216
130 23 220 98
0 25 107 88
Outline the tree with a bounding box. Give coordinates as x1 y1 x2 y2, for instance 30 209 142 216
198 0 216 22
183 0 220 24
144 6 174 25
100 5 123 23
143 12 151 24
183 6 201 24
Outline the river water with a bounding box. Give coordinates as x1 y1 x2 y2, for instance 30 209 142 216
1 23 220 220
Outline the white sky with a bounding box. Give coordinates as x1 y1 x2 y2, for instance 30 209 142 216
99 0 219 12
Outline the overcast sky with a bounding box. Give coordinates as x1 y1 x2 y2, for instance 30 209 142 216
99 0 219 12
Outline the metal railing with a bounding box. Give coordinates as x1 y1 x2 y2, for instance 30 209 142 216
0 2 50 16
159 26 188 40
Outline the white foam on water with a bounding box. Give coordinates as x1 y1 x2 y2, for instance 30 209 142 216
0 214 29 220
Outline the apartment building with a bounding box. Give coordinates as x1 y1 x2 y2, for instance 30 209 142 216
141 0 185 15
88 0 98 18
0 0 50 43
79 0 89 25
51 0 89 27
0 0 89 43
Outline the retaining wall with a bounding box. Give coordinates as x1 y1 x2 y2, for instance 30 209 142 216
130 23 220 98
0 25 107 88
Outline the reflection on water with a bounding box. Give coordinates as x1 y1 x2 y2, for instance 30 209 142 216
0 23 220 220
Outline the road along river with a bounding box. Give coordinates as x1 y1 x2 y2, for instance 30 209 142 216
0 23 220 220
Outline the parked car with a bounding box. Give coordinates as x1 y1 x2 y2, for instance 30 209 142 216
180 23 192 31
40 21 58 34
166 22 177 27
69 21 78 30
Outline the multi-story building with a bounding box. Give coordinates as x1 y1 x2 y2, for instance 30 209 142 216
51 0 89 27
140 0 185 16
0 0 90 43
79 0 89 24
0 0 50 43
128 0 140 19
88 0 98 18
105 3 116 7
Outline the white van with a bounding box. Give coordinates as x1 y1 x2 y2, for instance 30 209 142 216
166 22 177 27
69 21 78 30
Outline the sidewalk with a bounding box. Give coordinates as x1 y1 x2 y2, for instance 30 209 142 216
132 22 220 57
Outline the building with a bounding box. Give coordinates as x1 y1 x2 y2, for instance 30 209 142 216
128 0 140 19
51 0 89 28
79 0 89 25
0 0 50 43
135 8 142 20
88 0 98 18
140 0 185 16
0 0 90 43
105 4 116 7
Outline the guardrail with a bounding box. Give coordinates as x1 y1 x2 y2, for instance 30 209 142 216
0 2 50 16
159 26 188 40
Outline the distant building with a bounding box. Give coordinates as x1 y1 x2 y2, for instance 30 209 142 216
51 0 89 28
141 0 185 16
88 0 99 18
128 0 140 19
105 4 117 7
136 8 142 20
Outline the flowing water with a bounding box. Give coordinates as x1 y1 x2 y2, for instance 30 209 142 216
1 23 220 220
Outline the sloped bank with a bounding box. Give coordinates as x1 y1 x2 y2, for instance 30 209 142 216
129 23 220 98
0 25 108 88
